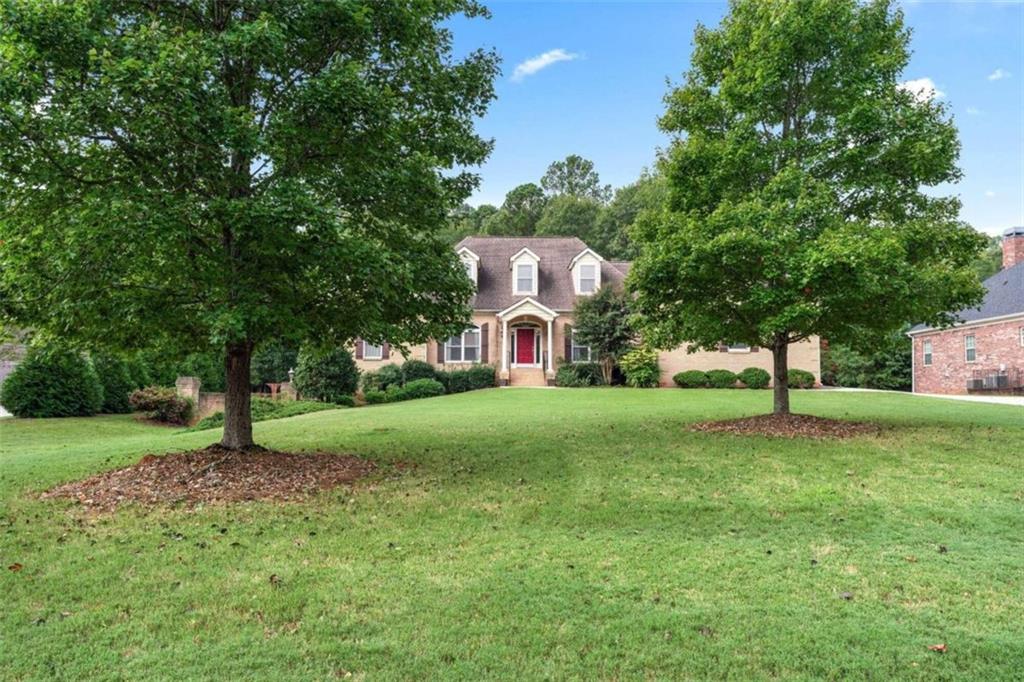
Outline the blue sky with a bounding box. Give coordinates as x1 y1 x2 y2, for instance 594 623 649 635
449 1 1023 236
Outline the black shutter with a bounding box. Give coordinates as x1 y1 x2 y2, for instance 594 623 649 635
564 324 573 362
480 323 489 364
355 339 364 359
436 340 445 364
382 343 390 360
717 343 729 353
750 346 759 353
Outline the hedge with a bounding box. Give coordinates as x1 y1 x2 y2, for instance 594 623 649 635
706 369 738 389
788 368 816 388
0 346 104 418
361 363 404 392
555 362 604 387
92 353 135 413
401 360 437 383
673 370 708 388
293 346 359 403
129 386 193 425
439 365 495 393
737 367 771 389
190 397 340 431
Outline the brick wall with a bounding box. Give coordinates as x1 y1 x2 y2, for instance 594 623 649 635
657 337 821 387
911 317 1024 394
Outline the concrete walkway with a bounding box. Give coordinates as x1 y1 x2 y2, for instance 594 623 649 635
827 386 1024 407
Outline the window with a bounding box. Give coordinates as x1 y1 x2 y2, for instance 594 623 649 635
446 326 480 363
727 343 750 353
964 335 976 363
571 330 591 363
1020 327 1024 347
515 263 534 294
923 340 933 366
463 258 476 283
579 263 597 294
363 342 383 360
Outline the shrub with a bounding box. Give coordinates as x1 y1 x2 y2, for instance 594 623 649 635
618 348 660 388
0 346 104 418
706 369 738 389
438 365 494 393
672 370 708 388
251 340 299 387
402 360 437 383
737 367 771 389
332 395 356 408
362 363 403 392
466 364 496 390
190 397 339 431
293 346 360 403
129 386 193 425
787 368 816 389
391 378 446 401
556 362 604 387
92 353 135 413
363 389 389 405
124 355 153 390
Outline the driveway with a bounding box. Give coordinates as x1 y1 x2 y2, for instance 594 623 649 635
827 386 1024 407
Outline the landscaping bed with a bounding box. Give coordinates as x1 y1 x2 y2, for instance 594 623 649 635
41 445 376 512
690 413 880 439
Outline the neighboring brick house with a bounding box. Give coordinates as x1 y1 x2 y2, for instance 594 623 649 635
353 236 820 387
908 227 1024 395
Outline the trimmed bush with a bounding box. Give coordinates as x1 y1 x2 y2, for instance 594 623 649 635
737 367 771 389
556 362 604 387
787 368 816 389
673 370 708 388
706 369 738 389
362 363 403 392
189 397 339 431
440 365 495 393
0 346 104 417
391 378 446 401
401 360 437 383
129 386 193 425
92 353 135 413
293 346 360 403
363 389 389 405
619 348 660 388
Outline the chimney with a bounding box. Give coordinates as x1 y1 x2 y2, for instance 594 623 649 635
1003 226 1024 270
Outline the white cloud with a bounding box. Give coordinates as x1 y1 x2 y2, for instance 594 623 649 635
987 68 1011 81
898 77 944 102
966 106 982 115
985 190 996 198
511 49 580 82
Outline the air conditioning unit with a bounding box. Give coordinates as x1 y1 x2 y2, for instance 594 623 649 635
996 374 1010 388
966 378 984 390
983 375 999 389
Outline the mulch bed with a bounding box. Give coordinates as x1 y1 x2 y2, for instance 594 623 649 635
41 445 377 512
689 413 880 439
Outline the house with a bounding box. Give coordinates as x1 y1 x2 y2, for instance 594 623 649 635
352 236 821 387
908 227 1024 395
0 342 26 417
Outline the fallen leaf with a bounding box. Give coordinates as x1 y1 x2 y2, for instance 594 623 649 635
8 562 23 572
928 643 947 653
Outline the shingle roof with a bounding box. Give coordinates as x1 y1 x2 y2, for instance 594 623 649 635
909 261 1024 333
455 236 629 311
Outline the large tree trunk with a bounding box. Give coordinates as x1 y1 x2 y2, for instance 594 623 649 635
221 341 255 449
601 356 614 385
772 336 790 416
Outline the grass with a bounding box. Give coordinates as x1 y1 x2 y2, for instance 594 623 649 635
186 397 342 432
1 388 1022 680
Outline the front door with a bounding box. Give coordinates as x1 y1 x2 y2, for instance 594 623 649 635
515 328 536 365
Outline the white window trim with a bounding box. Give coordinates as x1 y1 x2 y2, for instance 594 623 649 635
727 343 751 354
1020 327 1024 347
514 261 537 296
363 342 383 360
445 326 481 364
964 335 976 363
571 330 591 363
923 340 933 366
576 262 599 296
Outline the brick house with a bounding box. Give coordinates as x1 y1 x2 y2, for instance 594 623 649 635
907 227 1024 395
352 236 820 387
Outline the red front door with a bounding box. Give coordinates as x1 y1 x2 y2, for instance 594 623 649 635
515 328 535 364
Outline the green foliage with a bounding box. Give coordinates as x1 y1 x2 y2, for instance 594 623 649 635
190 398 339 432
971 235 1003 281
294 347 360 404
535 195 602 242
737 367 771 390
629 0 986 412
541 155 611 202
128 386 193 425
0 0 498 444
0 345 104 418
444 204 500 243
177 352 226 393
618 348 660 388
592 169 667 259
91 353 135 414
124 355 152 390
362 364 405 392
439 365 496 394
250 340 298 387
482 183 548 236
555 363 605 387
572 286 636 384
390 378 446 402
787 369 817 389
706 369 739 389
673 370 709 388
362 389 389 405
821 331 911 391
402 360 438 384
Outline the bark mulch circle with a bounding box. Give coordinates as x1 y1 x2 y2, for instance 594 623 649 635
689 413 880 439
41 445 377 512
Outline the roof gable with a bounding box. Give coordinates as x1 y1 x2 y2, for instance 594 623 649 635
909 261 1024 333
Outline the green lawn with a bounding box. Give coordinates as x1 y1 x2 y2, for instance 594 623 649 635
1 389 1022 680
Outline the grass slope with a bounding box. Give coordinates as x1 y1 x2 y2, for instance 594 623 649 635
1 389 1022 680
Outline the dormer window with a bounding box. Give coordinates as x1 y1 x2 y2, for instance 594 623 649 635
569 248 604 295
509 247 539 296
457 247 479 286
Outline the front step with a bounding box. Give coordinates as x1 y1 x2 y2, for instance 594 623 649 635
509 367 548 387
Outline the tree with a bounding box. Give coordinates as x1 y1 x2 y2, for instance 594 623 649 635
293 346 360 404
250 340 299 387
630 0 985 415
541 155 611 202
536 195 603 242
442 203 499 243
971 235 1003 280
92 353 135 414
0 1 498 448
821 331 911 391
572 286 635 384
593 169 667 259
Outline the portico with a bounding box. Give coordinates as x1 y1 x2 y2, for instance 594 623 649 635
497 298 559 385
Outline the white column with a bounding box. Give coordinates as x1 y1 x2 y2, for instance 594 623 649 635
547 318 554 373
501 318 509 372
